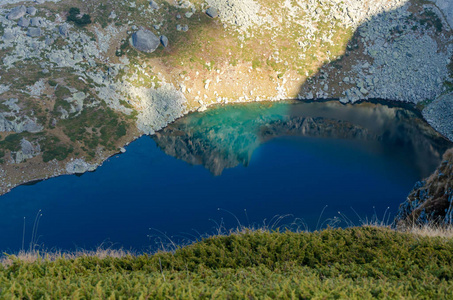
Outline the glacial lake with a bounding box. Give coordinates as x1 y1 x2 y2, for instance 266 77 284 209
0 100 451 252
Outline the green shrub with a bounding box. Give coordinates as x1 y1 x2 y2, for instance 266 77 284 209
48 79 58 87
67 7 92 26
1 228 453 298
0 134 22 152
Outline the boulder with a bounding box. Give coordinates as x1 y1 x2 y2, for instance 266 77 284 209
160 35 169 47
59 24 69 37
66 159 96 174
2 31 15 41
30 17 43 27
21 139 35 156
35 0 45 3
149 1 159 10
7 5 27 20
131 29 160 53
45 36 54 45
27 27 41 37
206 7 218 18
17 17 30 28
27 7 37 16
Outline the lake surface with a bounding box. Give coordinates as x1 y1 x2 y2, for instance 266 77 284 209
0 100 451 252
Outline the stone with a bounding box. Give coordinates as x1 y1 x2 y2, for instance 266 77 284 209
21 139 35 156
131 29 160 53
160 35 169 47
206 7 218 18
27 27 42 37
17 17 30 28
182 25 189 32
27 7 37 16
7 5 27 20
45 36 54 45
66 159 96 174
59 24 69 37
35 0 45 3
30 17 43 27
149 0 159 10
2 31 15 41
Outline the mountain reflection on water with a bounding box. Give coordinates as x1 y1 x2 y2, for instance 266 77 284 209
154 100 451 178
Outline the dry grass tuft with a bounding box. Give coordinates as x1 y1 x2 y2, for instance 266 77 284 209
399 224 453 238
1 248 135 267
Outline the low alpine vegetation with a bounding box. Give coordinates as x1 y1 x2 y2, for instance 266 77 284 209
1 227 452 298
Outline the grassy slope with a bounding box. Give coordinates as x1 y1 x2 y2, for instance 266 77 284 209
1 227 453 299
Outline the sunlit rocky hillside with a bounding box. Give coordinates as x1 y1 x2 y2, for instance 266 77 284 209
0 0 452 193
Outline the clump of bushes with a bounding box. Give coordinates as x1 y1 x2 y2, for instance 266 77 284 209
67 7 92 26
1 227 453 298
0 134 22 152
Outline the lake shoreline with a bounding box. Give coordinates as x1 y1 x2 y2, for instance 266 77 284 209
1 97 450 197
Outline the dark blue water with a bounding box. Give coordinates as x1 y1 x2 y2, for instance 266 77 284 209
0 100 450 252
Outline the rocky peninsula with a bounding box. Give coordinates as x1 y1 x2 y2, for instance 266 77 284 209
0 0 452 194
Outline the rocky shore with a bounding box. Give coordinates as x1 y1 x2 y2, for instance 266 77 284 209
0 0 452 194
395 148 453 226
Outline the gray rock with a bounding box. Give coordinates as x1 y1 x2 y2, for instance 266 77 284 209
131 29 160 53
35 0 45 3
21 139 35 156
17 17 30 28
2 31 15 41
206 7 218 18
182 25 189 32
149 0 159 10
66 159 96 174
160 35 169 47
45 36 54 45
59 24 69 37
30 17 43 27
27 7 37 16
7 5 27 20
27 27 41 37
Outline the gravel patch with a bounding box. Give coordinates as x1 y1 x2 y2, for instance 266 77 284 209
205 0 266 30
423 93 453 141
0 0 61 7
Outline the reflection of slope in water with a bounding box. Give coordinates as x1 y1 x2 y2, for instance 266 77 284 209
153 100 452 177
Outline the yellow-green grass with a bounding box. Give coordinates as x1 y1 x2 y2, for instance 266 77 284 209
1 227 452 299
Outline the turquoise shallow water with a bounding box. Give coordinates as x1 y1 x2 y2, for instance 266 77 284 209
0 100 450 252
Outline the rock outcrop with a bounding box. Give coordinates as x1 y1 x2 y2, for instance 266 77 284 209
65 158 97 174
395 149 453 227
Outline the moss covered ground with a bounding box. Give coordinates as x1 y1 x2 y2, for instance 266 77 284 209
1 227 452 299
